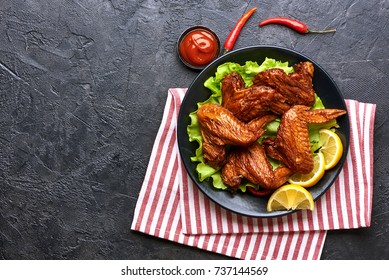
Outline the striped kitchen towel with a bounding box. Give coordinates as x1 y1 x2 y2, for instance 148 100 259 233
131 88 376 260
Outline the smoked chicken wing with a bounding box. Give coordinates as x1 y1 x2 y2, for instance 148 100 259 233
221 142 292 190
253 61 316 107
197 103 276 169
221 72 289 122
221 62 315 122
263 105 347 174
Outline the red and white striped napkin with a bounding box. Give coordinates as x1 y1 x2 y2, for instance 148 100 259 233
131 88 376 260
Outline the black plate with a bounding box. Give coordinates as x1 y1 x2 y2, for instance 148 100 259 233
177 45 350 218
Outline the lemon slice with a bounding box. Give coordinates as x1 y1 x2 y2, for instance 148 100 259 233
266 184 315 212
319 128 343 170
288 151 326 187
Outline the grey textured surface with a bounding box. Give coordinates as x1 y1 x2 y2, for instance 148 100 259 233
0 0 388 260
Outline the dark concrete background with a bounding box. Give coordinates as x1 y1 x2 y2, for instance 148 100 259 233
0 0 388 259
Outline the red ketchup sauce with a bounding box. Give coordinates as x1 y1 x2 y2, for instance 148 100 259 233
179 29 219 67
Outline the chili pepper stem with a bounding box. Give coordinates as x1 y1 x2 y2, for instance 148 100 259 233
308 29 336 33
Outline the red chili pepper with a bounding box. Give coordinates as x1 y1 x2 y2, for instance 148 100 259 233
223 7 257 53
259 17 336 34
247 186 273 197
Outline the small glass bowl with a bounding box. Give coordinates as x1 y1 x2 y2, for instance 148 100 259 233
177 25 221 71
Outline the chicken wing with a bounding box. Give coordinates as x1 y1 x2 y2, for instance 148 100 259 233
197 103 276 169
253 61 315 107
221 72 289 122
263 105 347 174
221 62 315 122
221 142 292 190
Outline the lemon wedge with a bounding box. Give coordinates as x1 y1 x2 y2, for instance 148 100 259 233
267 184 315 212
319 128 344 170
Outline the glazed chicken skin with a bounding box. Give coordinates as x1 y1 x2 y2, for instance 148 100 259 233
290 60 315 90
253 61 316 107
263 105 347 174
221 142 292 190
197 103 276 169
